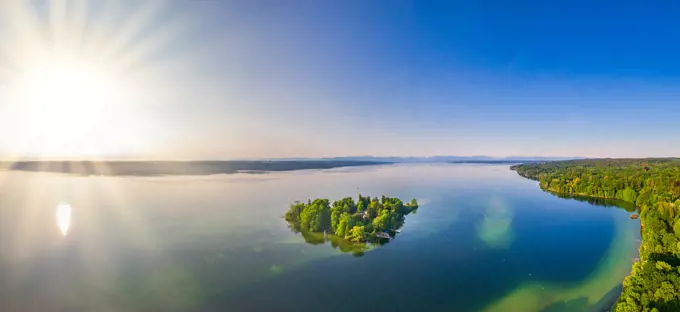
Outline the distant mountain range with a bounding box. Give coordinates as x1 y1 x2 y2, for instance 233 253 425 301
1 160 391 176
0 157 579 176
247 156 581 163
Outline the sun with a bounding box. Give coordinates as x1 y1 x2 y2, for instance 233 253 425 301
8 57 122 157
0 1 186 159
15 58 119 120
18 60 117 111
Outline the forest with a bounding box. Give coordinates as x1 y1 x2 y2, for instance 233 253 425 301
284 195 419 243
512 158 680 312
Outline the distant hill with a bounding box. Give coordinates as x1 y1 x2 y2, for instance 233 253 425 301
0 156 579 176
264 156 580 163
0 160 392 176
446 160 549 164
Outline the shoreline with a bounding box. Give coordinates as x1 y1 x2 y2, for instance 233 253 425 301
520 181 642 312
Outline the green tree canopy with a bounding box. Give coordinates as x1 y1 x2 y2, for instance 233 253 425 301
285 195 419 243
512 158 680 311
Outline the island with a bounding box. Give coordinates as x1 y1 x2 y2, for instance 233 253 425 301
285 195 419 245
512 158 680 312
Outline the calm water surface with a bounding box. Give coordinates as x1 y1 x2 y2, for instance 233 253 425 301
0 164 639 311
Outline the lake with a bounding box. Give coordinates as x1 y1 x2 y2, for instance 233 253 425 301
0 163 639 312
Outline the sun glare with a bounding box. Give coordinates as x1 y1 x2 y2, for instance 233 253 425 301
56 203 72 236
0 1 184 158
16 59 118 115
9 59 122 157
19 60 116 106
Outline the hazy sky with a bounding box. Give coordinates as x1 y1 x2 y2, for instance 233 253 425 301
0 1 679 159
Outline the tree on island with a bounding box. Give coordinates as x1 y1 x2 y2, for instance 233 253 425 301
285 194 419 243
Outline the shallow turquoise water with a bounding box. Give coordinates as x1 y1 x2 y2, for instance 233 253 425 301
0 164 639 311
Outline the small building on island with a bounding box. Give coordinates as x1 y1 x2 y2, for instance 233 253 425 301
375 232 391 239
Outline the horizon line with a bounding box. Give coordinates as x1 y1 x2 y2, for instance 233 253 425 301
2 156 679 162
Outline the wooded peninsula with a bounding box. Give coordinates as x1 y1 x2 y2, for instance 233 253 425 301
285 195 419 243
512 158 680 312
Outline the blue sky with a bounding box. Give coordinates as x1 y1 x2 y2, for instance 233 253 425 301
0 1 678 159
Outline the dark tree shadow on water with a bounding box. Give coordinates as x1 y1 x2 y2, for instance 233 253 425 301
300 230 326 245
551 192 637 213
540 285 623 312
540 297 590 312
295 229 380 254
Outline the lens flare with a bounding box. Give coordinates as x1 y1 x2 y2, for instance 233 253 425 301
56 204 72 236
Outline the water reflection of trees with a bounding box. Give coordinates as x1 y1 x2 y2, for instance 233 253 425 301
549 191 637 213
290 226 387 257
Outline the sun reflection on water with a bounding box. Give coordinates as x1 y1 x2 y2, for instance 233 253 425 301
56 204 72 236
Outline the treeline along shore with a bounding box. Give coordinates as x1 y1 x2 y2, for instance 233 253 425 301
512 158 680 312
